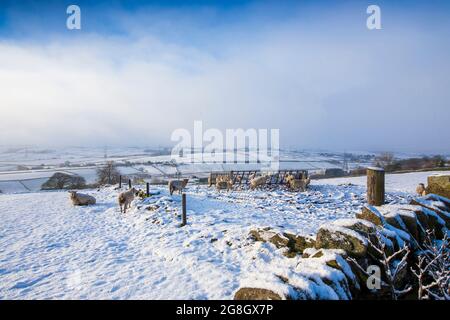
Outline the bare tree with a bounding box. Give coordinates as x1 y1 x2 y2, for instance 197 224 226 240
42 172 86 190
430 155 446 168
347 231 411 300
412 231 449 300
374 152 395 169
97 161 121 185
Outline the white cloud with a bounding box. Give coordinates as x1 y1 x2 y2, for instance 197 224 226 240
0 4 449 153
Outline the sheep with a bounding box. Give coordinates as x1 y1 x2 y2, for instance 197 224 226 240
168 178 189 195
249 175 268 190
416 183 427 196
290 178 310 191
208 175 220 187
216 180 232 191
285 174 295 184
208 176 213 187
304 177 311 188
215 175 231 183
285 174 296 189
69 191 96 206
216 176 233 191
285 174 310 191
118 187 138 213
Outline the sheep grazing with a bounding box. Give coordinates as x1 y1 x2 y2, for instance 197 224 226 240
249 175 268 190
69 191 96 206
208 174 217 187
285 174 310 192
416 183 427 196
290 178 311 191
215 175 231 184
208 176 212 187
118 187 138 213
209 174 234 187
216 176 233 191
168 178 189 195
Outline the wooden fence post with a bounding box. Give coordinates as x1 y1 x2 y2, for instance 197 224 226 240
181 193 187 226
119 175 122 188
128 179 132 189
367 167 385 206
146 182 150 197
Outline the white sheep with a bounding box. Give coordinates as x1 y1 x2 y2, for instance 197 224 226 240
416 183 427 196
68 191 96 206
118 187 138 213
249 175 268 190
285 174 310 191
291 178 311 191
168 178 189 195
216 175 233 191
209 174 232 187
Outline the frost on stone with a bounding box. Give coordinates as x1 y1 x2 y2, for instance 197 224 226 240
332 218 377 234
316 225 369 258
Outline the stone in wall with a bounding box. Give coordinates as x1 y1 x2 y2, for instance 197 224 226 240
356 206 386 226
315 225 368 258
234 288 283 300
249 227 315 257
426 175 450 199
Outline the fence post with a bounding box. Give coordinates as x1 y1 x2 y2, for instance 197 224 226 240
119 175 122 188
128 179 132 189
146 182 150 197
367 167 385 206
181 193 187 227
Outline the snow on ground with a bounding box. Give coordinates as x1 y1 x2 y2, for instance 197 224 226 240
315 171 449 193
0 171 437 299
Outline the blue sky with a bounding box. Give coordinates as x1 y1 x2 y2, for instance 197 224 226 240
1 1 449 38
0 0 449 153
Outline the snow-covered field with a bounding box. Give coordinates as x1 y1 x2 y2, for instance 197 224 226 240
0 147 379 193
0 171 443 299
316 171 443 193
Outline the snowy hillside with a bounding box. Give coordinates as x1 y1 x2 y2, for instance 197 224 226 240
0 171 439 299
0 147 380 194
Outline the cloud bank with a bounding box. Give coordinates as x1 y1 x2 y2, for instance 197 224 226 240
0 1 449 153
